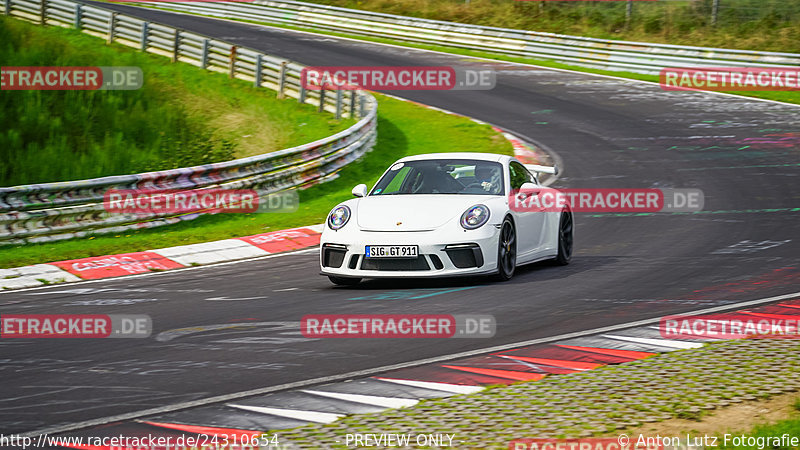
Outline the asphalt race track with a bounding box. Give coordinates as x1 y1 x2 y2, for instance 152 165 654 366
1 3 799 440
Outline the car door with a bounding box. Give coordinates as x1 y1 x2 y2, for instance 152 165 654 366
508 160 547 258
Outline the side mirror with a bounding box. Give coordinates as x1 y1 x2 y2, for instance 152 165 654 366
352 184 368 197
517 182 538 200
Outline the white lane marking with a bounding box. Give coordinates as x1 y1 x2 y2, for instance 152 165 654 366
495 354 592 371
0 248 319 295
19 290 800 438
204 296 268 301
226 404 342 423
601 334 704 349
375 377 484 394
22 288 115 295
273 288 298 292
155 321 298 342
300 390 418 408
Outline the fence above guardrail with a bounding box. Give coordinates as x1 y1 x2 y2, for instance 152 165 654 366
128 0 800 75
0 0 378 244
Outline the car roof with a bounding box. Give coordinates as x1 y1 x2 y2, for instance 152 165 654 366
395 152 510 164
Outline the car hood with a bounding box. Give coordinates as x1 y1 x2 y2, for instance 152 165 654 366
355 195 493 231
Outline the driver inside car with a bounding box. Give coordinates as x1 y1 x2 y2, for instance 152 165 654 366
473 164 499 193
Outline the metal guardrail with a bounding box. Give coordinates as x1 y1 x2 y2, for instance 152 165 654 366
0 0 378 244
131 0 800 75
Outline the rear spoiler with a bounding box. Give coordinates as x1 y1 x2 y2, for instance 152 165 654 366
524 164 559 176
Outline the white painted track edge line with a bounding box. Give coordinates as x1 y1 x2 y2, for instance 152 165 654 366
600 334 704 349
300 390 418 408
226 403 343 423
375 377 485 394
18 290 800 438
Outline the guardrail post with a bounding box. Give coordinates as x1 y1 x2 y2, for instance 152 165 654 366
359 93 366 118
277 61 287 98
140 22 148 52
299 82 307 104
107 12 116 44
172 29 180 62
74 4 82 30
4 0 10 16
711 0 719 26
625 0 632 28
251 54 262 88
334 90 343 120
349 90 356 119
200 39 209 70
39 0 46 25
229 46 237 79
318 89 326 113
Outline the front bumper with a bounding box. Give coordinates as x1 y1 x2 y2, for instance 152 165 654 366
320 226 500 279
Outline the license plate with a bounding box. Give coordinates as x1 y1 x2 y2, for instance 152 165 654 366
365 245 419 258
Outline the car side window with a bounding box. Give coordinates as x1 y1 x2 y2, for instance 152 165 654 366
508 161 533 190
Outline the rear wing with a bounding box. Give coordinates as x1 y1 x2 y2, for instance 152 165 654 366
524 164 559 176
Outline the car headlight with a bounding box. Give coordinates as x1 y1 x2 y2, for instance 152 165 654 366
328 205 351 230
460 204 490 230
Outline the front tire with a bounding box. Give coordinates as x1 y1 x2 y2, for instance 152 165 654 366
553 209 573 265
492 217 517 281
328 276 361 286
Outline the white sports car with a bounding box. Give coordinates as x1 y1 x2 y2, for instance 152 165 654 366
319 152 572 285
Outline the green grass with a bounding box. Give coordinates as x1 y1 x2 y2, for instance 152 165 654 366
308 0 800 53
0 16 351 186
0 94 512 268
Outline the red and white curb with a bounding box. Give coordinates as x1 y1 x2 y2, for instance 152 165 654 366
0 225 324 290
0 263 82 289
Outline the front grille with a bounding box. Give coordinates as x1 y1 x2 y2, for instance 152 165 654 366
348 254 360 269
361 256 431 271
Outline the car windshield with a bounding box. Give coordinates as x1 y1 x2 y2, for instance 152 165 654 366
370 159 504 196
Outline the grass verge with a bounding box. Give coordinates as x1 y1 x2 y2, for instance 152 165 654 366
0 94 512 268
0 15 351 186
